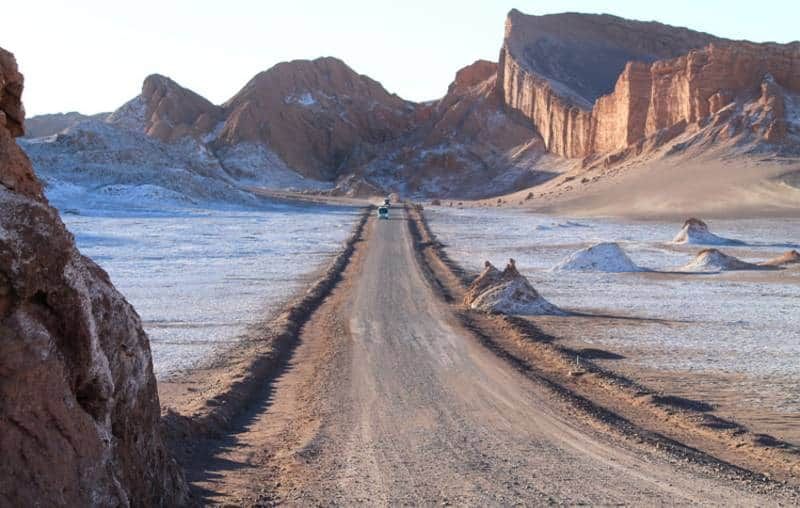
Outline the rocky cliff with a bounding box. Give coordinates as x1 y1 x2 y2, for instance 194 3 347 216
108 73 222 143
500 10 800 161
355 59 550 197
499 10 721 158
589 42 800 157
0 47 189 507
19 11 800 201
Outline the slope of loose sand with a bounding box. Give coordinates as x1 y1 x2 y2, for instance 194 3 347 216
490 151 800 220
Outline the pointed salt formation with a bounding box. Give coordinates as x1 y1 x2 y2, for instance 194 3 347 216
465 259 565 315
680 249 764 272
552 242 645 272
759 250 800 267
671 218 744 245
463 260 503 306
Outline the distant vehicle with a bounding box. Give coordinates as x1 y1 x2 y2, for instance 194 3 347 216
378 206 389 220
384 197 391 207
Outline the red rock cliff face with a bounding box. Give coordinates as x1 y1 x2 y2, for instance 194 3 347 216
500 10 800 160
499 11 720 158
500 52 594 158
0 50 41 199
0 47 189 507
351 60 546 197
588 41 800 155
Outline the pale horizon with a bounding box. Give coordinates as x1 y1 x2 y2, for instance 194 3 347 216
7 0 800 117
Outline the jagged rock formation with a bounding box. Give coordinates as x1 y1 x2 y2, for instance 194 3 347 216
24 111 110 138
25 57 553 199
140 74 222 142
19 10 800 201
760 249 800 267
680 249 764 272
672 218 743 245
465 259 563 315
499 10 800 162
357 59 550 197
552 242 645 272
0 50 40 198
464 260 503 306
0 47 189 507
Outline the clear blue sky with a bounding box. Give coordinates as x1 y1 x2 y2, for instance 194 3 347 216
6 0 799 116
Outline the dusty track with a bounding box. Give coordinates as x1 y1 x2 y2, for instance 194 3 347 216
182 208 797 506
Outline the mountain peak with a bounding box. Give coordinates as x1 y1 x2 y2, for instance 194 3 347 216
452 60 496 90
217 57 413 180
138 73 222 141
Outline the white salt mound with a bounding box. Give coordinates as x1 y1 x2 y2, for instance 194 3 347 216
466 260 565 316
680 249 762 272
672 218 743 245
552 242 645 272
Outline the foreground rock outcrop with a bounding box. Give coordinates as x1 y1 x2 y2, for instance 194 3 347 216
139 74 223 142
0 47 188 507
465 260 563 315
499 11 720 159
356 59 550 197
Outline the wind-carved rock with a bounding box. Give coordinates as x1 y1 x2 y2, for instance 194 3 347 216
499 10 800 161
139 74 223 142
0 47 189 507
465 259 564 315
352 59 547 197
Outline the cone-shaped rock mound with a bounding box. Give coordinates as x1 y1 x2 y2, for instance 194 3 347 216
672 218 743 245
552 242 646 272
680 249 764 272
465 260 565 315
760 249 800 267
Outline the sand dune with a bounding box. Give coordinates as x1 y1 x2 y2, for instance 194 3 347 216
490 151 800 220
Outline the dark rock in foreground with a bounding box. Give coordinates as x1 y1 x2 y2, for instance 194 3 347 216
0 46 189 507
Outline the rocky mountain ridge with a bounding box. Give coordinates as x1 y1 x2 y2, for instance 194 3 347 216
21 10 800 201
500 10 800 162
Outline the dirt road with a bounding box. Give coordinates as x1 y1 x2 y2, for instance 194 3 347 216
186 209 793 505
